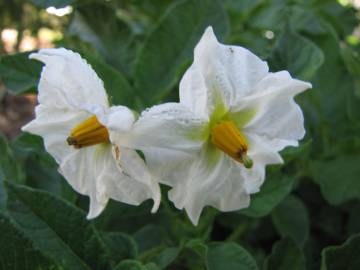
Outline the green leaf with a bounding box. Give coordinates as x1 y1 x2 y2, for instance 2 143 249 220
268 24 324 80
81 52 135 106
102 232 138 263
150 247 180 269
206 242 258 270
321 233 360 270
0 52 42 94
281 141 312 164
134 224 166 253
0 134 23 183
0 135 24 210
5 181 110 270
264 238 305 270
179 239 208 269
347 203 360 235
271 195 309 247
290 6 327 35
11 133 76 201
340 43 360 97
307 22 353 139
114 260 159 270
312 155 360 205
30 0 75 8
0 212 56 269
248 0 287 31
68 3 135 76
239 174 295 218
145 263 161 270
134 0 229 105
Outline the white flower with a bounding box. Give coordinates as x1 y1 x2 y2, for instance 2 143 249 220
22 48 160 219
115 27 311 225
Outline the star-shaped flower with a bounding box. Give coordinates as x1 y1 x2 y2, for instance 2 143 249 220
116 27 311 225
22 48 160 218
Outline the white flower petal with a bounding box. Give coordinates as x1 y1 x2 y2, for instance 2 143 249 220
58 147 103 212
24 48 160 218
30 48 109 110
232 71 311 150
180 26 269 117
141 148 196 187
97 105 136 140
87 195 107 219
59 144 160 218
112 147 161 213
114 103 207 152
242 133 284 193
22 104 90 163
167 148 250 225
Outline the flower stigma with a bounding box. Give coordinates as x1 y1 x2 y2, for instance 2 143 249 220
67 115 109 148
211 121 253 169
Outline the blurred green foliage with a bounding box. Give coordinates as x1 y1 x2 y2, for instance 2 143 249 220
1 0 360 269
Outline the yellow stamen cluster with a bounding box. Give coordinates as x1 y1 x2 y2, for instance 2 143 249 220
211 121 253 168
67 115 109 148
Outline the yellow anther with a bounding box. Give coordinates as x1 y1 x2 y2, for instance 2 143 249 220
211 120 253 168
67 115 109 149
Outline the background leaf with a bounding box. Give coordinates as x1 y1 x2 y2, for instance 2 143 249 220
312 155 360 205
0 52 42 94
0 212 56 270
268 23 324 80
206 242 258 270
1 0 360 268
68 2 136 76
5 182 111 270
321 233 360 270
102 232 138 264
264 238 305 270
271 195 309 247
134 0 229 106
240 173 295 218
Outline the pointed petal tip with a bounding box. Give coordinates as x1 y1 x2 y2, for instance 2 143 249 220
21 121 34 133
29 52 40 60
202 25 217 41
298 80 312 90
30 47 75 61
204 25 214 34
86 198 107 219
150 198 160 214
188 212 200 226
86 212 96 220
150 185 161 214
86 209 102 220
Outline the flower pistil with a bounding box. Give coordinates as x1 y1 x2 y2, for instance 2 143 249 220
67 115 109 148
